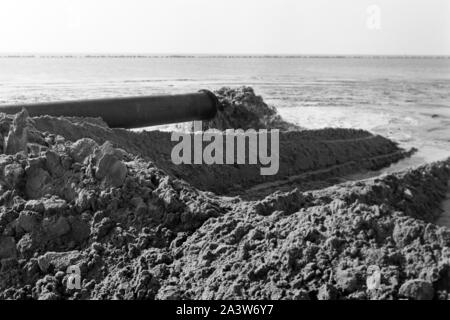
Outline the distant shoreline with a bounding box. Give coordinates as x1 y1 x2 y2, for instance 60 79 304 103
1 54 449 59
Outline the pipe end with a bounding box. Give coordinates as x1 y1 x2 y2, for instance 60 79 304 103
199 89 223 112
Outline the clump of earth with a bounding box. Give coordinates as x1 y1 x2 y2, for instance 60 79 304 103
0 87 449 300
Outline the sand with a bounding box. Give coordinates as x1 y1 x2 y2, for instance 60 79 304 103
0 86 450 300
435 179 450 228
279 104 450 168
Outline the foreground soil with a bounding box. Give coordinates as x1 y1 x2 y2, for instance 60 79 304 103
0 87 449 300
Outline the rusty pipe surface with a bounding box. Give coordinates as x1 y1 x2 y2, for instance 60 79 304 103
0 90 220 129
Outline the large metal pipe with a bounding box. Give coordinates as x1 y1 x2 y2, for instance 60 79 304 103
0 90 220 129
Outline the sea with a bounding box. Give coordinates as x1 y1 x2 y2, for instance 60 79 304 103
1 55 450 171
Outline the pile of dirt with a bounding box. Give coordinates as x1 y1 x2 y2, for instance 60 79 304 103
155 161 450 300
205 86 301 131
0 109 228 300
30 88 412 195
0 87 449 300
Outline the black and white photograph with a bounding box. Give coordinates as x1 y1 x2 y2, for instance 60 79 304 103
0 0 449 306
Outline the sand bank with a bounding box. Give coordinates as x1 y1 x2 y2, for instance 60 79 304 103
0 87 449 300
278 103 450 169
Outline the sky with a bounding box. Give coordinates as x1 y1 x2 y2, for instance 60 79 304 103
0 0 448 55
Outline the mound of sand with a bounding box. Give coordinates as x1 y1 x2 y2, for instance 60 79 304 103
0 87 449 300
30 87 412 195
205 86 301 131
